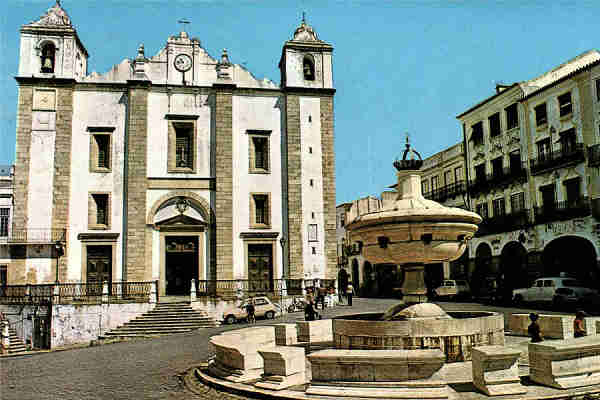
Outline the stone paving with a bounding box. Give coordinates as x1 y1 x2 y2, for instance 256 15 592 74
0 298 584 400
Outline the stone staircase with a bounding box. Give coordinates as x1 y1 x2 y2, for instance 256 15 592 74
5 325 27 354
101 302 218 339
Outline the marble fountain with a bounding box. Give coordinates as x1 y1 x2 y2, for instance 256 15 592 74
197 141 600 399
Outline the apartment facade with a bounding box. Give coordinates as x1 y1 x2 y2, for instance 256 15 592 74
7 2 337 296
458 50 600 298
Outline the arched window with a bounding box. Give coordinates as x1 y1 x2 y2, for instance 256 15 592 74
41 43 56 73
303 55 315 81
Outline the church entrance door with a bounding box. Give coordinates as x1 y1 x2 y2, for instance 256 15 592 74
165 236 199 295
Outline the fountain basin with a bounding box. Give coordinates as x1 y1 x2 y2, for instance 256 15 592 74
332 312 504 362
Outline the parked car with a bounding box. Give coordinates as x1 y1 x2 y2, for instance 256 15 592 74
222 296 280 324
512 277 597 306
474 277 501 305
432 280 471 300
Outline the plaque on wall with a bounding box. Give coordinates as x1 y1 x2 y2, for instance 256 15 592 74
33 89 56 111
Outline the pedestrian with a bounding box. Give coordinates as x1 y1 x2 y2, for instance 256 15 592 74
574 311 587 338
304 299 317 321
528 312 543 343
346 282 354 307
245 299 256 324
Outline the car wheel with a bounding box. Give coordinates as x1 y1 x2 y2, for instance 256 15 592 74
225 315 236 325
265 311 275 319
513 294 524 306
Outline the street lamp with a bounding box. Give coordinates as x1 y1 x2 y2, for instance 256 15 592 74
54 240 64 284
279 235 287 278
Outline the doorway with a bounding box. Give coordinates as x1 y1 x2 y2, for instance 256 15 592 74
86 245 112 295
165 236 199 295
247 244 273 293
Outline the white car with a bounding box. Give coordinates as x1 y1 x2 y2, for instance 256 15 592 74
222 296 280 324
432 280 471 300
512 277 597 306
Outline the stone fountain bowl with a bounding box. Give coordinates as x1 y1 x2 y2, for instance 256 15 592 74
332 311 504 363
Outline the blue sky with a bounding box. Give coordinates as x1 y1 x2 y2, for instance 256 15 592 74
1 1 599 204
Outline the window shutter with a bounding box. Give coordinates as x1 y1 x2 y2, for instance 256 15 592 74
176 135 190 167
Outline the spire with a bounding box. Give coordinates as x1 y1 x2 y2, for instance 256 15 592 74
291 13 320 42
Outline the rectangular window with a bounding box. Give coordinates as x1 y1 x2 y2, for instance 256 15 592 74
535 103 547 126
510 192 525 212
88 128 114 173
509 151 521 173
444 170 452 186
489 113 501 137
471 121 484 145
168 119 196 173
474 163 486 182
537 138 551 161
422 180 429 194
558 92 572 117
308 224 318 242
540 184 556 209
564 178 581 205
505 103 519 130
0 208 8 237
491 157 503 178
248 131 271 174
89 193 110 229
454 166 463 182
493 197 506 217
559 128 576 153
476 202 489 219
431 176 439 191
251 193 270 228
596 79 600 102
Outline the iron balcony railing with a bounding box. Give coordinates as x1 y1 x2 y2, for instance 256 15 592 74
476 209 532 236
1 228 67 244
530 143 585 175
533 197 591 224
588 144 600 167
0 281 155 304
195 278 337 298
468 163 528 196
423 181 467 202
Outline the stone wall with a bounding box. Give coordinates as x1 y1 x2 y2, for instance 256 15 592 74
285 95 303 278
320 96 336 280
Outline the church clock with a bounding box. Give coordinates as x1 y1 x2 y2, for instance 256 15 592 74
174 53 192 72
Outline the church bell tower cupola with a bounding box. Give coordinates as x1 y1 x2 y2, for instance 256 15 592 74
18 1 89 80
279 15 333 89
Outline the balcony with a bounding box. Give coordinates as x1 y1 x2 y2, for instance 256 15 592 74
588 144 600 167
0 228 66 244
534 197 591 224
423 181 467 203
476 209 532 236
530 143 585 175
468 163 528 195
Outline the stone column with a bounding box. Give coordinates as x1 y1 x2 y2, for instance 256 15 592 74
401 263 428 303
190 279 197 302
285 95 303 279
102 280 109 304
149 280 157 304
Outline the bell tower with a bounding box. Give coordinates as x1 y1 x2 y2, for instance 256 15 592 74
279 16 333 89
18 1 89 80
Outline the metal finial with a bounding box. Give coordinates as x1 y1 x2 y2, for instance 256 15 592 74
56 0 61 6
178 18 190 32
302 11 306 24
405 132 410 148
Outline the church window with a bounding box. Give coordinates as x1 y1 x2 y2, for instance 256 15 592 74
248 130 271 174
90 133 111 171
303 55 315 81
41 42 56 74
167 119 196 173
89 193 110 229
0 208 9 237
251 193 270 228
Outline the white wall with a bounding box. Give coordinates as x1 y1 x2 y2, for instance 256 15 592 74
146 92 211 178
231 95 283 279
300 97 326 279
68 90 126 282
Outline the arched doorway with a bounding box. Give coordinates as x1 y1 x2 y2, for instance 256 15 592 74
542 236 598 285
500 241 527 302
363 261 374 297
338 268 349 297
374 263 400 298
472 243 492 297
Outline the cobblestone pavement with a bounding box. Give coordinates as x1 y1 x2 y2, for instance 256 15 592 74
0 298 577 400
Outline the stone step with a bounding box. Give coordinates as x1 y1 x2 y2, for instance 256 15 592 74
123 321 214 328
5 326 28 353
104 328 195 335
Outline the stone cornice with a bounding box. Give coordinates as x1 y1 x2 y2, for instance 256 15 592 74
77 232 120 242
283 87 336 96
15 76 76 86
239 232 280 239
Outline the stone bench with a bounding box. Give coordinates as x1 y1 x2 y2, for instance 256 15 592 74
297 319 333 343
255 346 306 390
529 335 600 389
306 349 448 399
508 313 574 339
274 323 297 346
208 326 275 382
472 345 526 396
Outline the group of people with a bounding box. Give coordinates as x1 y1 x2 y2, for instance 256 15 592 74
528 310 587 343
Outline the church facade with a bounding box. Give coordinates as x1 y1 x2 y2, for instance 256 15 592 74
9 2 336 296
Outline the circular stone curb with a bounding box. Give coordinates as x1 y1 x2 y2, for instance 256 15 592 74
188 361 600 400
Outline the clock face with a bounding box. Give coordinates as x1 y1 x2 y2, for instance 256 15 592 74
174 54 192 72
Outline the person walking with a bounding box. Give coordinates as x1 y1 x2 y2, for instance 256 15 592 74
528 313 543 343
245 299 256 324
304 299 317 321
346 282 354 307
574 311 587 338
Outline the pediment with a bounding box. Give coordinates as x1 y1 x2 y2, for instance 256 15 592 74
156 214 205 226
154 202 206 226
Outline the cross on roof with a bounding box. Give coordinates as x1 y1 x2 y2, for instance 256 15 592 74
178 19 190 31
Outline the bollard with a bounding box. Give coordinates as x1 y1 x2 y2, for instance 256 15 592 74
102 281 109 304
149 280 157 304
190 279 197 302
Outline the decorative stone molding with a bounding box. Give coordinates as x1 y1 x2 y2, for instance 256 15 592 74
146 190 213 225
